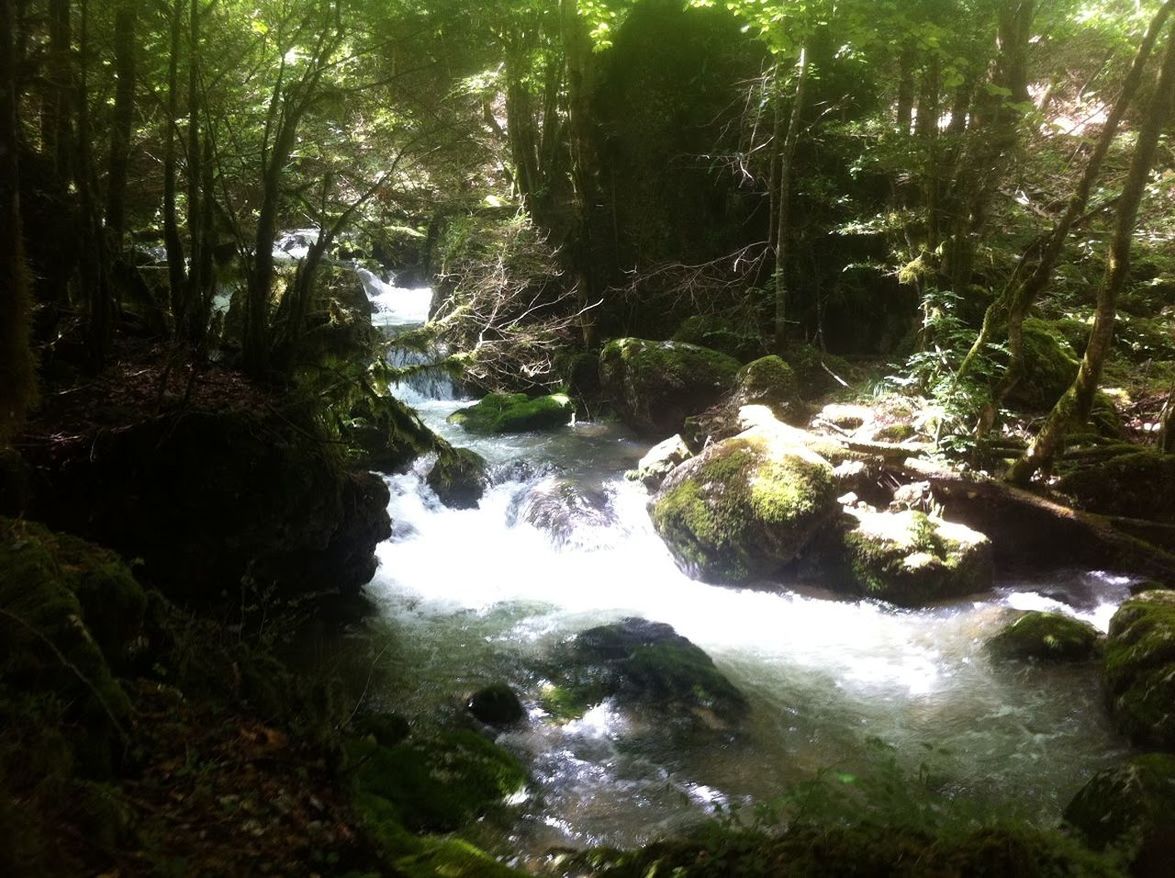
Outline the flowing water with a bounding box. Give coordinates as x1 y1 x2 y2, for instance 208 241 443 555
357 277 1134 859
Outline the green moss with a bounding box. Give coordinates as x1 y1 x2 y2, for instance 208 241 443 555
345 392 439 472
542 619 747 729
353 792 524 878
348 729 526 833
1103 590 1175 748
448 392 572 434
673 316 766 363
651 436 837 583
1059 452 1175 523
841 510 993 606
1065 753 1175 873
0 519 142 769
986 611 1102 662
734 356 802 422
779 343 854 400
599 338 741 436
1007 318 1080 411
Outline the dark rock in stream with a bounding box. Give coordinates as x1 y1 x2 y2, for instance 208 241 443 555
541 618 748 734
1065 753 1175 877
467 683 526 727
427 446 488 509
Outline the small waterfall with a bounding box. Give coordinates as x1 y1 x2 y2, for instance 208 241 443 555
355 266 460 404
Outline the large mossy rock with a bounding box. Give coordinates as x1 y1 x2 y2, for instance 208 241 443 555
599 338 741 436
1104 590 1175 749
650 433 838 584
345 392 439 473
426 447 489 509
541 618 747 731
839 509 992 607
29 410 390 600
447 392 572 434
1006 318 1080 411
985 611 1102 662
1059 452 1175 523
0 519 146 776
1065 753 1175 877
348 728 526 833
733 355 804 424
672 315 766 364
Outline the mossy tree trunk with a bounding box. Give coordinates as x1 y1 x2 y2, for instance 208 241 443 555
0 0 37 440
1008 21 1175 485
959 0 1175 394
162 0 187 323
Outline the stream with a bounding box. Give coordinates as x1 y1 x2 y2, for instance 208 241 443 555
357 271 1133 859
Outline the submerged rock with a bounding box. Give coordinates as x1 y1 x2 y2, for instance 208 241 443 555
1065 753 1175 877
427 447 489 509
985 611 1102 662
838 508 992 606
541 618 748 731
467 683 526 727
448 392 573 434
598 338 740 436
629 434 692 491
509 477 615 549
650 432 838 584
1104 590 1175 749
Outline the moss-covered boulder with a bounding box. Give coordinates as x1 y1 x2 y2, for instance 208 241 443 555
599 338 741 436
448 392 572 434
467 683 526 727
345 392 439 473
780 343 854 400
733 356 804 424
426 447 489 509
27 410 391 600
985 611 1102 662
629 434 692 491
1104 590 1175 749
348 728 526 833
1007 318 1080 411
651 433 839 584
0 519 146 776
1065 753 1175 877
839 509 992 606
1059 452 1175 523
541 618 747 732
672 315 766 363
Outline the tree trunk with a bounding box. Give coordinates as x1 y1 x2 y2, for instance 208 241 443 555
163 0 187 323
896 44 915 132
76 0 111 368
1008 22 1175 485
773 46 808 354
0 0 37 439
184 0 204 338
104 2 136 252
959 0 1175 386
559 0 600 345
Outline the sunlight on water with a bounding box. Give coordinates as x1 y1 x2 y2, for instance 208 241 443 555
365 287 1134 856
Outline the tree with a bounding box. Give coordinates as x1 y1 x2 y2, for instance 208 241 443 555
0 0 37 439
1008 15 1175 484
